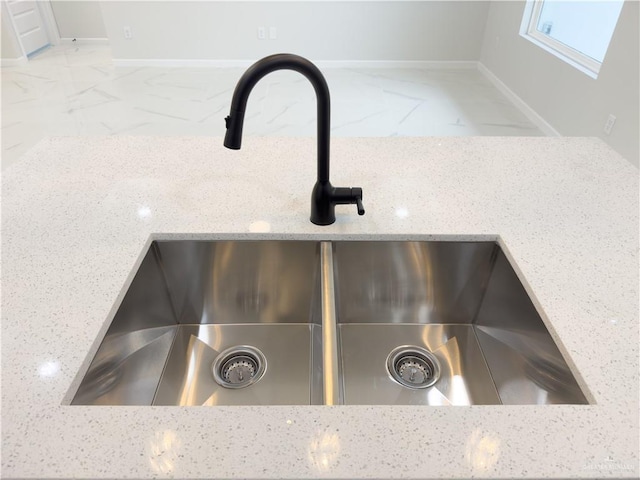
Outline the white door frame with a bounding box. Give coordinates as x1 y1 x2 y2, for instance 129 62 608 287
38 0 61 46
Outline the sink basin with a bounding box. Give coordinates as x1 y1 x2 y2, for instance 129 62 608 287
72 240 324 405
72 239 587 406
332 241 588 405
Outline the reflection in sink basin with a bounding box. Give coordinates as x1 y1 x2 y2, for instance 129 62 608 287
72 240 323 406
72 239 587 406
332 241 587 405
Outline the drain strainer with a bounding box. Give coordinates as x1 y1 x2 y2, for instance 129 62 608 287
386 345 441 389
212 345 266 389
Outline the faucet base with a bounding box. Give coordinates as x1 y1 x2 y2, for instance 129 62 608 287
310 217 336 226
311 181 364 226
310 181 336 225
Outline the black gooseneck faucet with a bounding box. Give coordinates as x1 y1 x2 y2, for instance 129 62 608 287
224 53 365 226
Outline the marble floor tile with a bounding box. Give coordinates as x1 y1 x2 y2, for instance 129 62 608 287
1 44 544 170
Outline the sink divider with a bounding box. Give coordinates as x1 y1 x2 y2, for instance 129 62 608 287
320 241 340 405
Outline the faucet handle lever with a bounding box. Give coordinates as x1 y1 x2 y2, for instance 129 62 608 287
352 187 365 216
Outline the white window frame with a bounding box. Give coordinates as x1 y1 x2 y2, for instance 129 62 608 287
519 0 602 79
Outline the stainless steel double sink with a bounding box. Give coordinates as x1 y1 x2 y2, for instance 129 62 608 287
72 240 588 406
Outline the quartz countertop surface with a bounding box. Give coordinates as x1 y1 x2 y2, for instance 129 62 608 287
1 136 638 479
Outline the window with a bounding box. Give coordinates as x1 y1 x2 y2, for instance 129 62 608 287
520 0 624 79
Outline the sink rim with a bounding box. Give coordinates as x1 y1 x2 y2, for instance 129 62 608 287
67 235 593 406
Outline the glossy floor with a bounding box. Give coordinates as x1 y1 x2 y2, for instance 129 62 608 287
1 44 544 170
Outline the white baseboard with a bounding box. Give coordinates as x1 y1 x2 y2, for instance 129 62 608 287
477 62 560 137
317 60 478 69
1 56 28 67
112 58 479 69
113 58 252 68
59 38 110 45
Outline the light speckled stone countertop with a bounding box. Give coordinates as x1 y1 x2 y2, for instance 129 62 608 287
1 136 638 479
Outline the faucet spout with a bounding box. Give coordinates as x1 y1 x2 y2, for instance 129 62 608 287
224 53 330 182
223 53 364 225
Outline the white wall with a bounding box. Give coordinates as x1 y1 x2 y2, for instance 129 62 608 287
50 0 107 39
481 0 639 166
100 1 490 62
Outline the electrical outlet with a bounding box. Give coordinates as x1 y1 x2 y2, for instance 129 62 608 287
269 27 277 40
257 27 266 40
123 26 132 39
604 114 616 135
